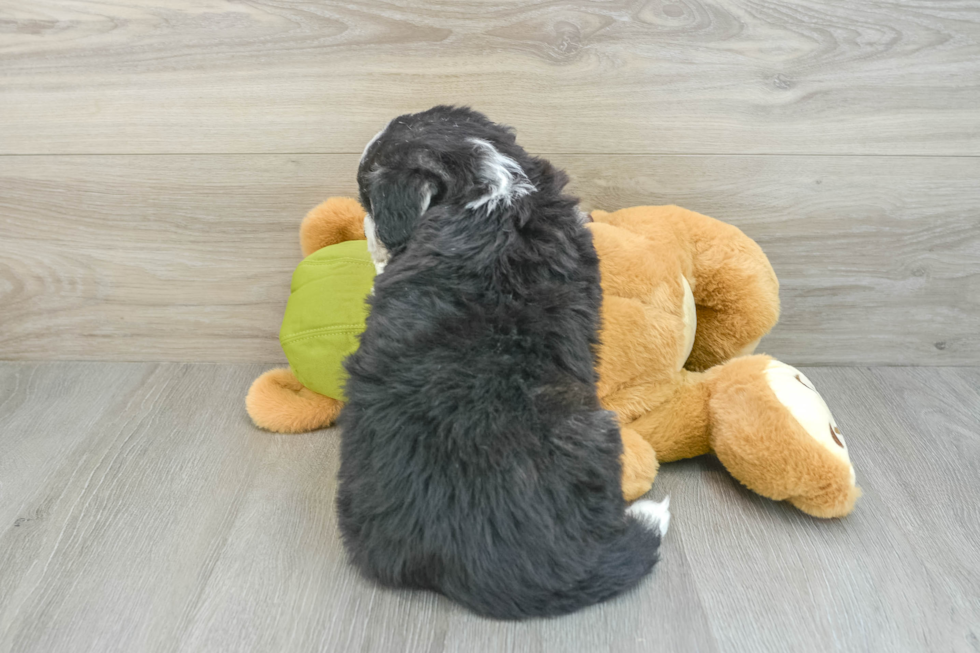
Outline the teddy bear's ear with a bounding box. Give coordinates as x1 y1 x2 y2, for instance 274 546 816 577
299 197 367 256
590 209 611 223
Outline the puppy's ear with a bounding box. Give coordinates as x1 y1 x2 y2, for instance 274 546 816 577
367 168 433 253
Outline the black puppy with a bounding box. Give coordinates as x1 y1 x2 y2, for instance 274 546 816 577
336 106 669 620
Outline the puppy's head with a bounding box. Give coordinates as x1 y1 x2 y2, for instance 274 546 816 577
357 106 537 272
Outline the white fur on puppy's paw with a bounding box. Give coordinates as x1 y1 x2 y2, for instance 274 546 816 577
627 496 671 538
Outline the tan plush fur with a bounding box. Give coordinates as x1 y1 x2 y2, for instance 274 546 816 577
707 355 861 518
299 197 366 257
619 427 659 501
247 200 860 518
591 205 778 461
246 367 343 433
592 206 781 372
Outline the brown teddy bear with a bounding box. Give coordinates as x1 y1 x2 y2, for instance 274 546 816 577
248 198 860 518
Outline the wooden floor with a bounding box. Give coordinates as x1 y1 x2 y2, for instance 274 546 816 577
0 362 977 653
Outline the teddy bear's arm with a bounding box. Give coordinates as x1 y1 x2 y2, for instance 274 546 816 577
300 197 367 256
591 205 779 370
608 371 714 463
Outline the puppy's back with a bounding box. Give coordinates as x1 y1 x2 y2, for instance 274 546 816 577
337 106 665 619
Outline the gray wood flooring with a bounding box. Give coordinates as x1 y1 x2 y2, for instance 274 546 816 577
0 362 977 653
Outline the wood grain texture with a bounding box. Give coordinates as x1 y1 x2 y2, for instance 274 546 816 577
1 0 979 155
0 363 273 653
0 362 977 652
2 154 977 365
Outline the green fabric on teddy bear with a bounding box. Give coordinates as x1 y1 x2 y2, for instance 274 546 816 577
279 240 375 401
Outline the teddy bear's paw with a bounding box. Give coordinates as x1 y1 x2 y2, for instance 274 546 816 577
763 361 855 486
245 368 344 433
620 427 659 501
627 496 671 538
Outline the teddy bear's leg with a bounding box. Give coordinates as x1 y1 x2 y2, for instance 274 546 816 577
707 355 860 518
620 427 659 501
246 368 344 433
299 197 367 256
592 205 780 371
613 370 714 463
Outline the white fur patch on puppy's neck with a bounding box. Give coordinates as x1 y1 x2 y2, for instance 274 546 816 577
363 213 390 275
465 138 536 212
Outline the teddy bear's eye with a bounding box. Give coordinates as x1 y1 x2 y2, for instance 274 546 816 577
829 424 844 448
795 374 816 391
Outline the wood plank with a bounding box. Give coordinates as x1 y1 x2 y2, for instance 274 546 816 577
864 366 980 613
0 363 272 653
2 154 977 365
0 362 714 653
0 362 151 524
952 367 980 395
0 362 156 617
175 420 716 653
1 1 979 155
808 367 980 645
2 362 977 651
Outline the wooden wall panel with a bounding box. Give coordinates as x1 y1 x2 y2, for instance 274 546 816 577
2 154 976 365
1 0 978 155
1 1 977 363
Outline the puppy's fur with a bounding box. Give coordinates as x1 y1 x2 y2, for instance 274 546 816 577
336 106 666 619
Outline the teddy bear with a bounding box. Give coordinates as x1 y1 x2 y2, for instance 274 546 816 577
247 198 860 518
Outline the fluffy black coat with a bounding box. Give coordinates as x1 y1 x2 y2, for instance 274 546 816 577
336 106 662 619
